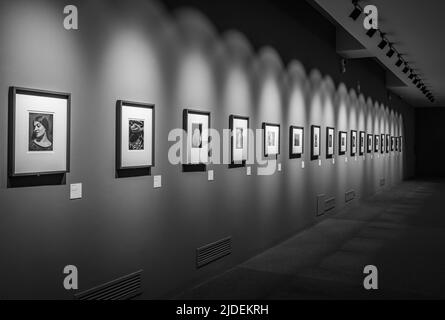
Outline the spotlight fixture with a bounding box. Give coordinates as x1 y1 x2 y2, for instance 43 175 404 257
386 47 395 58
378 39 388 50
408 73 415 80
417 83 422 89
366 28 378 38
395 57 403 67
349 1 362 21
413 78 418 84
402 65 409 73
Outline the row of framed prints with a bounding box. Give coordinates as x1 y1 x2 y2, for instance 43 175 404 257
7 87 403 177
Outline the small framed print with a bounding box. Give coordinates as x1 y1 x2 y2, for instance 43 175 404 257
391 136 395 151
399 136 403 152
359 131 365 156
374 135 380 153
395 136 399 151
351 130 357 157
184 109 211 165
367 134 373 153
263 123 280 157
386 134 390 153
116 100 155 171
326 127 335 159
311 125 321 160
381 134 385 154
230 115 249 165
9 87 70 176
339 131 347 156
289 126 304 159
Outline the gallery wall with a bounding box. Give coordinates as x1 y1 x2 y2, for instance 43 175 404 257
415 107 445 177
0 0 414 299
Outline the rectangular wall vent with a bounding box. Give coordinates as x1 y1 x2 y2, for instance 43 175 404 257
316 194 326 216
324 197 336 212
380 178 386 187
74 270 143 300
196 237 232 268
345 190 355 203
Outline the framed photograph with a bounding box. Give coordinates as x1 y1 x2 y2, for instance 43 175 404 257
326 127 335 159
184 109 211 165
374 135 380 153
351 130 357 157
386 134 390 153
399 136 403 152
339 131 347 156
391 136 395 151
395 136 399 151
359 131 365 156
263 123 280 157
367 134 373 153
311 125 321 160
9 87 70 176
289 126 304 159
116 100 154 170
230 115 249 165
381 134 385 154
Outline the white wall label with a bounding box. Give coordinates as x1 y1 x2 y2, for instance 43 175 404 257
301 161 305 169
278 163 282 172
247 166 252 176
345 157 348 163
70 183 82 200
154 175 162 189
355 156 358 161
318 160 322 167
208 170 214 181
332 158 335 165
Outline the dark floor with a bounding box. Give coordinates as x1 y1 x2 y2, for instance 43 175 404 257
177 180 445 299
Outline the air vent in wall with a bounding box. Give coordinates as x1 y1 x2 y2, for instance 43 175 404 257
74 270 143 300
324 197 336 212
196 236 232 268
345 190 355 203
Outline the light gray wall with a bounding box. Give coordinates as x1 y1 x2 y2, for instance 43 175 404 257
0 0 414 299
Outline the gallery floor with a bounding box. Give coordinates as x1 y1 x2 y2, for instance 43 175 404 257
174 180 445 299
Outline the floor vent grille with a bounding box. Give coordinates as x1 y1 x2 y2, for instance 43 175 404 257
197 237 232 268
74 270 143 300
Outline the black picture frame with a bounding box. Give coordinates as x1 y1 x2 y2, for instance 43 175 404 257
367 134 373 154
263 122 281 158
116 100 155 176
326 127 335 159
391 136 395 151
229 115 249 167
399 136 403 152
338 131 347 156
350 130 357 157
374 135 379 153
289 126 304 159
183 108 211 172
8 86 71 178
311 125 321 161
386 134 390 153
359 131 365 156
381 134 385 154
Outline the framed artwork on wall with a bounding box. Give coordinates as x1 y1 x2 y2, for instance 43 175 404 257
311 125 321 160
326 127 335 159
229 115 249 165
381 134 385 154
367 134 373 153
351 130 357 157
184 109 211 165
374 135 380 153
359 131 365 156
386 134 390 153
395 136 399 151
391 136 395 151
263 123 280 157
399 136 403 152
339 131 347 156
289 126 304 159
8 87 70 176
116 100 155 171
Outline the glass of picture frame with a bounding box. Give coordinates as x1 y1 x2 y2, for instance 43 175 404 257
374 134 380 153
367 134 373 153
391 136 395 152
326 127 335 159
229 115 249 166
263 123 280 157
359 131 365 156
381 134 385 154
386 134 390 153
289 126 304 159
9 87 70 176
116 100 155 170
351 130 357 157
311 125 321 160
184 109 211 165
339 131 347 156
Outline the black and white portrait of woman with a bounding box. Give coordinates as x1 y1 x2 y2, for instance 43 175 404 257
29 113 53 152
129 119 145 150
